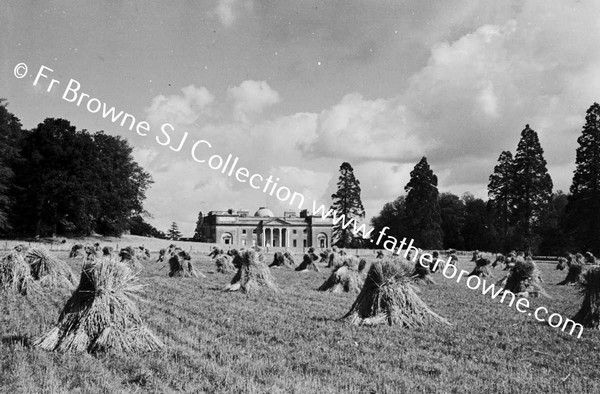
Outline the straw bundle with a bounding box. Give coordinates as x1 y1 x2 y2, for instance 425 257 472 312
137 246 151 260
412 260 436 285
585 252 597 265
295 252 321 272
269 251 296 268
319 249 332 263
492 254 505 268
0 251 40 296
208 246 224 259
430 251 444 273
327 252 344 269
33 256 163 353
501 258 550 298
225 249 278 293
342 260 450 327
13 244 28 254
572 267 600 329
69 244 84 258
556 257 568 270
358 258 370 274
468 257 493 278
158 244 178 263
318 256 364 293
25 247 77 290
168 250 204 278
119 246 143 270
557 261 584 286
215 254 236 274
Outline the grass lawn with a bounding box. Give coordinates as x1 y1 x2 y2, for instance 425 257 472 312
1 249 599 393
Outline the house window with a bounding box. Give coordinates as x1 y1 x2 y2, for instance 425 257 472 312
242 229 247 234
293 230 297 234
221 232 233 244
293 239 297 247
303 239 307 247
242 239 247 246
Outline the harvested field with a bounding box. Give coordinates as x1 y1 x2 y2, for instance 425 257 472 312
1 248 599 393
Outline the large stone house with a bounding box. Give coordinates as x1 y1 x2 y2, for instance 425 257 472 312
196 207 333 248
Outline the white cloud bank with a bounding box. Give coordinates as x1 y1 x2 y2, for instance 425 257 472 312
141 0 600 234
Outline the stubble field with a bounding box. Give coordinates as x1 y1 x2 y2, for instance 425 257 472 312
1 248 599 393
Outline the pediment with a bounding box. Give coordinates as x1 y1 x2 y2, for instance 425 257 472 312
261 218 293 226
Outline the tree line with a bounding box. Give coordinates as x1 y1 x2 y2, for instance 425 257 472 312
332 103 600 255
0 99 157 237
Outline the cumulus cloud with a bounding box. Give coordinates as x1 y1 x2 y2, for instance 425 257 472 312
301 93 428 163
213 0 253 27
228 80 280 123
145 84 214 126
215 0 236 26
141 0 600 228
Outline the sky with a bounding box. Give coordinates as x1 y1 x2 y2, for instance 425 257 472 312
2 0 600 236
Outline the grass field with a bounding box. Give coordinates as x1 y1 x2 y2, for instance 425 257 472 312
1 248 599 393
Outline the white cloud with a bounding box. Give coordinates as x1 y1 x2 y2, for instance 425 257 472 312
228 80 280 123
145 85 214 126
141 0 600 227
213 0 253 27
301 93 429 163
215 0 236 26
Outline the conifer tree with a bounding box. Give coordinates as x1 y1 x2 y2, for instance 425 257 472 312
167 222 182 240
510 125 553 252
565 103 600 254
403 157 443 249
439 192 465 250
193 211 204 240
330 162 365 248
488 150 515 252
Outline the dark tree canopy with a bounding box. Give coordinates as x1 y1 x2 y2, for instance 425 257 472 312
331 162 365 248
370 195 406 245
403 157 443 249
565 103 600 254
10 118 152 236
538 191 570 255
0 99 24 232
129 215 165 239
510 125 553 252
488 150 515 252
461 193 497 251
439 192 465 250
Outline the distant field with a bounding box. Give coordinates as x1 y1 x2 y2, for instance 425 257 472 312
1 250 598 393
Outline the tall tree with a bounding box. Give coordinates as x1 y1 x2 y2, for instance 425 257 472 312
193 211 204 240
167 222 182 240
403 157 443 249
565 103 600 254
11 118 152 236
330 162 365 248
538 191 570 255
370 195 406 245
439 192 465 250
0 99 23 232
461 192 497 251
488 150 515 252
510 125 553 252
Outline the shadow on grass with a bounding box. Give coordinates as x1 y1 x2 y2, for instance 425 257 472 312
1 334 30 347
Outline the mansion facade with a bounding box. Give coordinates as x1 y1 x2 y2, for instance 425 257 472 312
196 207 333 249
